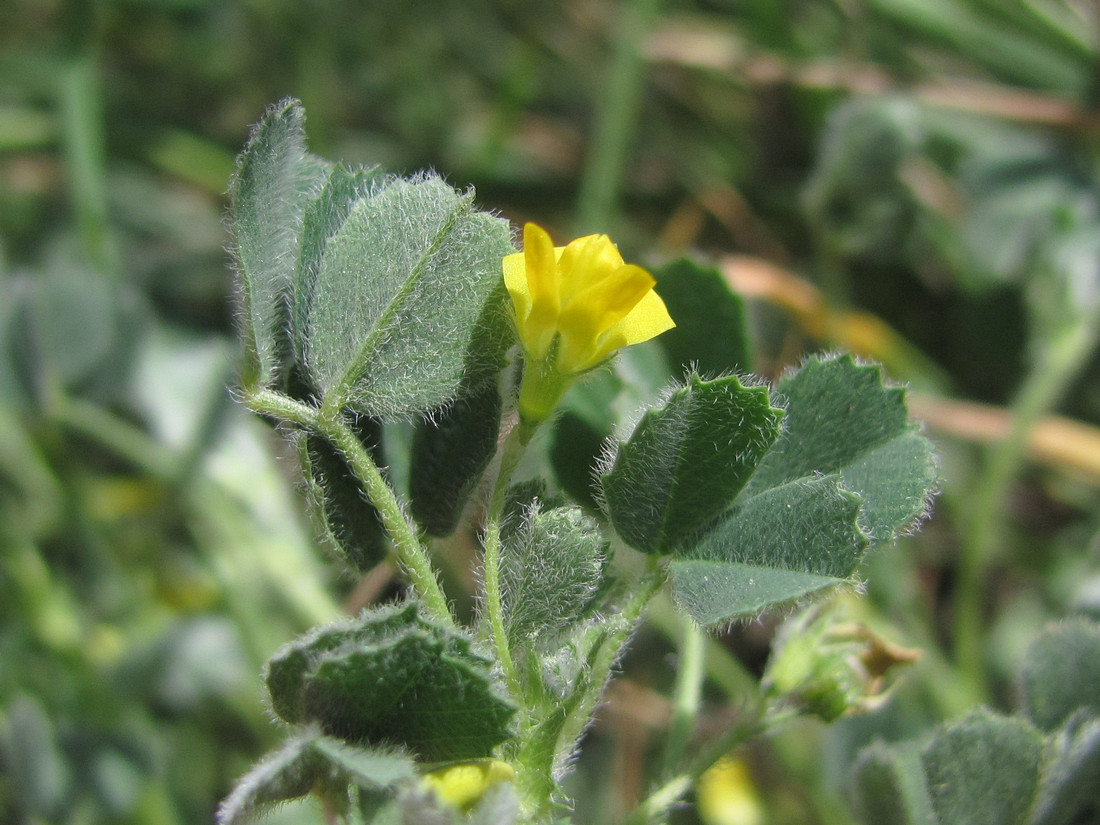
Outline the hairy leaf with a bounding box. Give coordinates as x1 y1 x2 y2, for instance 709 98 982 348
265 602 515 762
850 742 936 825
410 379 502 537
600 373 783 555
293 163 382 380
303 416 389 572
1031 713 1100 825
500 504 606 649
670 477 867 624
920 710 1045 825
668 355 933 625
747 354 935 542
1019 618 1100 731
230 99 329 387
218 733 414 825
303 174 514 418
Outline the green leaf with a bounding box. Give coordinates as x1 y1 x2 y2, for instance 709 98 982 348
303 174 515 418
218 732 414 825
920 710 1045 825
1031 713 1100 825
851 710 1047 825
748 354 935 542
652 258 750 376
265 602 515 762
293 163 382 382
850 742 936 825
1019 619 1100 731
600 374 783 555
500 504 606 649
666 355 933 625
670 476 867 625
303 416 389 572
410 379 502 537
230 99 329 387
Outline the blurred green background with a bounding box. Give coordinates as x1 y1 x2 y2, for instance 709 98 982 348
2 1 1100 823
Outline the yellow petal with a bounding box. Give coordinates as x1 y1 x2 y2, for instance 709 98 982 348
591 287 676 363
557 264 656 371
422 761 515 811
557 233 624 303
503 251 530 321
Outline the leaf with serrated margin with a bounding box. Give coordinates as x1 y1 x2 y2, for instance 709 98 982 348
304 630 514 761
500 504 606 649
266 603 434 724
410 378 502 537
670 476 866 625
1019 618 1100 731
265 602 515 762
748 354 935 542
600 374 783 555
304 174 515 418
217 732 414 825
230 99 329 388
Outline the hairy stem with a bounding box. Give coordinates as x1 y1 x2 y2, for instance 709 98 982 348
482 418 537 697
246 389 454 627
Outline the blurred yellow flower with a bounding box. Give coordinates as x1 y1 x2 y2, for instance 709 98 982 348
696 756 764 825
421 760 515 811
503 222 675 421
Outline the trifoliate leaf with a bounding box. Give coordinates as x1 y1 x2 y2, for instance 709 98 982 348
1019 618 1100 731
217 732 414 825
666 355 934 625
230 99 329 388
600 373 783 555
670 476 866 624
410 379 502 537
265 602 515 762
747 354 935 542
652 258 750 376
500 504 606 649
303 174 515 418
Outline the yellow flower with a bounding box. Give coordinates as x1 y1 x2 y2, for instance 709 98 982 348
503 222 675 422
421 760 515 811
696 756 764 825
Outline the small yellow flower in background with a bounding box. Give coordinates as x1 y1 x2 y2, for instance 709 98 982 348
421 760 515 811
504 222 675 422
696 756 764 825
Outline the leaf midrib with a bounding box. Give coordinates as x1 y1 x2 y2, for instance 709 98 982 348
321 189 473 415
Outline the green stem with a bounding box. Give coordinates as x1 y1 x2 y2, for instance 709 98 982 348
953 316 1100 693
247 389 454 627
482 419 537 697
573 0 664 234
660 616 706 778
561 557 667 760
518 556 669 820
